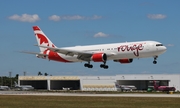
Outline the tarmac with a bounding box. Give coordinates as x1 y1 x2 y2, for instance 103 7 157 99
0 91 180 97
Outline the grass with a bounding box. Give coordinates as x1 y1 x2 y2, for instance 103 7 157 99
0 95 180 108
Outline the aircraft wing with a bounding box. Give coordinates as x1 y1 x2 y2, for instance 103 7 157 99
19 51 48 57
37 45 115 61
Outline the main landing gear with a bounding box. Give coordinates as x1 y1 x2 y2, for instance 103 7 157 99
100 62 108 69
84 61 109 69
84 62 93 68
153 56 158 64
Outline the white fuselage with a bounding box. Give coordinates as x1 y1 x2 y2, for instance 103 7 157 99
55 41 166 62
32 26 167 69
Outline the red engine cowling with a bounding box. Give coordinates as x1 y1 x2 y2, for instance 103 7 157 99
91 53 107 62
114 58 133 64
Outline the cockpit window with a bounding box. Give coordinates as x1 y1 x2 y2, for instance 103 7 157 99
156 44 163 46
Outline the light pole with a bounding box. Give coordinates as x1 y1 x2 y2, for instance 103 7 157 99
1 76 3 86
9 72 12 88
24 71 26 76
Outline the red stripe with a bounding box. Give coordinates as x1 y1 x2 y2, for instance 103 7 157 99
48 51 71 62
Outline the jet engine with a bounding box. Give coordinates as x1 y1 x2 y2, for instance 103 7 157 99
114 58 133 64
36 54 46 59
91 53 107 62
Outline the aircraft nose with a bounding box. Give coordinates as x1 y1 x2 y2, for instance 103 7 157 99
163 46 167 51
161 46 167 52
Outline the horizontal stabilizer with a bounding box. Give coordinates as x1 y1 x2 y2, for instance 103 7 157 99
19 51 48 56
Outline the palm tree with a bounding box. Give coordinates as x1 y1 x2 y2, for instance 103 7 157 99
38 71 42 76
44 73 48 76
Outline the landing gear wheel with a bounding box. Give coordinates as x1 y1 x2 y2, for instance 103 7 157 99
88 65 93 68
104 65 109 69
100 64 109 69
84 62 93 68
153 61 157 64
153 56 158 64
100 64 105 68
84 63 89 67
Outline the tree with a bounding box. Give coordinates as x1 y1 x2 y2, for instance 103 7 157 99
15 74 19 79
0 75 18 87
44 73 48 76
38 71 42 76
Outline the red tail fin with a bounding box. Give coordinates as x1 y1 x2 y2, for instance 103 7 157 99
153 80 158 90
33 26 56 52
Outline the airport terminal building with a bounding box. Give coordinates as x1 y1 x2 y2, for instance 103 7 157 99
18 74 180 91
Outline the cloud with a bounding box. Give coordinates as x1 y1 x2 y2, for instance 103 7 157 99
49 15 61 21
141 71 150 74
8 14 40 22
94 32 109 38
140 2 154 6
166 44 174 47
62 15 85 20
88 15 102 20
147 14 167 19
49 15 102 21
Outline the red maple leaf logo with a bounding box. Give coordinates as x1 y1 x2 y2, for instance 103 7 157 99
36 33 49 45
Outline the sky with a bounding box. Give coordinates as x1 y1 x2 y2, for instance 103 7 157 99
0 0 180 76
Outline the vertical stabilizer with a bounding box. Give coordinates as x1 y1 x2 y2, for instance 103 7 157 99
14 81 18 87
153 80 158 90
33 26 56 52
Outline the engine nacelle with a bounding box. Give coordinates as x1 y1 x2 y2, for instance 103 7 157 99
36 54 46 59
114 58 133 64
91 53 107 62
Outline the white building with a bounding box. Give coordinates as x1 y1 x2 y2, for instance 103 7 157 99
18 74 180 91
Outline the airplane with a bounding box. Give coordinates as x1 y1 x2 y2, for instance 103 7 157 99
22 26 167 69
120 85 137 91
116 83 137 91
14 81 34 91
153 80 176 91
0 86 10 91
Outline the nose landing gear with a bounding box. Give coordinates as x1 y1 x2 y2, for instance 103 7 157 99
153 56 158 64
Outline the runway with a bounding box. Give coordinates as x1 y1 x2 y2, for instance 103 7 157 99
1 91 180 97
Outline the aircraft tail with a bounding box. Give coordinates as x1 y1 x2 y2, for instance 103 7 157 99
153 80 158 90
14 81 18 87
33 26 56 52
